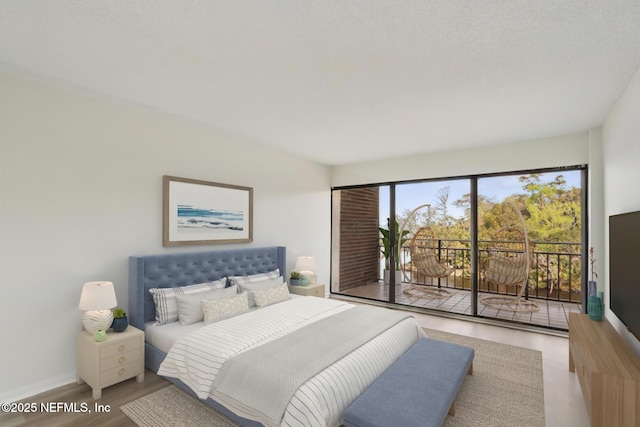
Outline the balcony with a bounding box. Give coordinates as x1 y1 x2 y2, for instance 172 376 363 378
339 240 583 331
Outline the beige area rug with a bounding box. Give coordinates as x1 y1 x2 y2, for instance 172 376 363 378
121 384 242 427
424 328 545 427
121 329 545 427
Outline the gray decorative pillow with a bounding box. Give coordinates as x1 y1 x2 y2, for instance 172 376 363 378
149 278 226 325
251 283 291 308
175 285 239 325
202 292 250 325
237 276 284 307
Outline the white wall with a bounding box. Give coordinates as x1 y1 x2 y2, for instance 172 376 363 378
603 65 640 355
0 71 331 401
587 128 605 298
331 132 590 187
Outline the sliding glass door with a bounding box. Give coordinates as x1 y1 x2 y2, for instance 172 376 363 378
331 179 471 310
393 180 471 312
476 171 584 328
331 167 585 331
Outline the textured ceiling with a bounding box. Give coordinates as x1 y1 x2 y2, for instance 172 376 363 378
2 1 640 165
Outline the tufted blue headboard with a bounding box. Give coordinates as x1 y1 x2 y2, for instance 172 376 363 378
128 246 286 331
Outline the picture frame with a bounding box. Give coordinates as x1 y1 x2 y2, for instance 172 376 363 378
163 175 253 246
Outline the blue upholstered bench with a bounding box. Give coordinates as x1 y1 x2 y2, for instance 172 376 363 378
343 337 474 427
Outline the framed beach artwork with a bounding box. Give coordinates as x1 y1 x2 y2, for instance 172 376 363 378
163 175 253 246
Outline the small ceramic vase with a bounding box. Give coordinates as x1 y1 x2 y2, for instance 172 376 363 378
93 329 107 342
112 316 128 332
588 296 604 321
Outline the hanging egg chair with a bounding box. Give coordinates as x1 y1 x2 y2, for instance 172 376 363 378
480 203 539 312
400 204 453 299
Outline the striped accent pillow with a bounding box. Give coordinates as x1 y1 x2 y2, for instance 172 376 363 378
149 278 226 325
251 283 291 308
228 269 280 286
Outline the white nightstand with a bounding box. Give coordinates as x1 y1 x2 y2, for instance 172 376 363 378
76 326 145 399
288 282 326 298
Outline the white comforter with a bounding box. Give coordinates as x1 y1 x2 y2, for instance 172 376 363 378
158 297 423 427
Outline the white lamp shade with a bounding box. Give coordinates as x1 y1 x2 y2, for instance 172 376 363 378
295 256 317 284
79 281 117 310
295 256 317 273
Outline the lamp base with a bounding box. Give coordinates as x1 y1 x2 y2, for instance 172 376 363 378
82 310 113 334
299 271 316 286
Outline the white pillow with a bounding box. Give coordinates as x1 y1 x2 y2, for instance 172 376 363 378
175 285 239 325
251 283 291 308
202 292 250 325
237 276 285 307
149 278 226 325
228 269 280 286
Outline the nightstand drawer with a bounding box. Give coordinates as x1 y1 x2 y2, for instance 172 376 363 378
100 349 140 372
288 283 325 297
306 286 324 297
100 361 141 387
100 337 140 359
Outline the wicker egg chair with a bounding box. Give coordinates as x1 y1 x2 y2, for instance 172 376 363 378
403 226 453 298
480 204 539 312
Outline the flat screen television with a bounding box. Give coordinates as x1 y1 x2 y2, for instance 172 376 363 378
609 210 640 341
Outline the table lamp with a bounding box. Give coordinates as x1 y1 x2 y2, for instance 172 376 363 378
295 256 317 286
79 281 118 334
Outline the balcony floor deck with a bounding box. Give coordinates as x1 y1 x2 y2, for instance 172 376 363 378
339 282 583 331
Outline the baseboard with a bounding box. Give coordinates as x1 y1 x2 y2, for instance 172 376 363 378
0 371 77 404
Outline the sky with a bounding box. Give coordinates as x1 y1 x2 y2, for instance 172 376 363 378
379 169 582 221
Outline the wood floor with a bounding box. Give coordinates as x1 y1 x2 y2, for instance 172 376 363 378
0 371 169 427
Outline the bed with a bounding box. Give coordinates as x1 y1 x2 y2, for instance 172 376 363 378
129 246 423 427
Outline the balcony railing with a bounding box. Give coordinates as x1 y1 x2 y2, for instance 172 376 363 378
381 239 582 303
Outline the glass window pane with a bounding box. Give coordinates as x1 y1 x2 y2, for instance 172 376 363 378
477 171 583 327
331 167 584 332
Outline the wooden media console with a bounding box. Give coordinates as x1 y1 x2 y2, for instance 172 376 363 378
569 313 640 426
